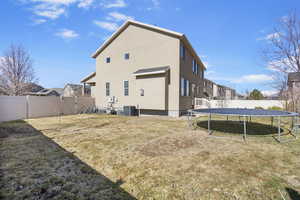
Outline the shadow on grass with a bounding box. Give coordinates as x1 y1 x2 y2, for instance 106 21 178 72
196 120 283 136
286 187 300 200
0 120 136 200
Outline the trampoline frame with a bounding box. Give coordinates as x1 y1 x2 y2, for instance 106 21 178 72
188 108 300 143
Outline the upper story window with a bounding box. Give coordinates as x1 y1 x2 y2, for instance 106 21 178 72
181 77 189 96
201 69 204 78
192 59 198 74
105 82 110 96
124 53 130 60
106 57 110 63
124 80 129 96
180 44 185 60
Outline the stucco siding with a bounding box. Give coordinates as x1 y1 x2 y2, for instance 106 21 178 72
95 24 180 112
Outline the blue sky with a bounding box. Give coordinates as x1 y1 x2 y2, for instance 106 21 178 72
0 0 299 95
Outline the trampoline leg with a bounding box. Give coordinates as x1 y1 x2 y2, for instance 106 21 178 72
278 116 281 142
243 116 247 141
208 113 211 135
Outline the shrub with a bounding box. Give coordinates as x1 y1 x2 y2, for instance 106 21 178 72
268 106 282 111
255 106 264 110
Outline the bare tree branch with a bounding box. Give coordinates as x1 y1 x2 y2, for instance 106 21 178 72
0 44 37 96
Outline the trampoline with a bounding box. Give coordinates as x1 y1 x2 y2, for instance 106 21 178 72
188 108 300 142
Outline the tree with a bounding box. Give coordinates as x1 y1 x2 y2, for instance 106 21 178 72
248 89 264 100
262 12 300 111
0 44 37 96
263 12 300 74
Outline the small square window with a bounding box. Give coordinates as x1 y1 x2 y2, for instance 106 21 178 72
124 53 130 60
106 57 110 63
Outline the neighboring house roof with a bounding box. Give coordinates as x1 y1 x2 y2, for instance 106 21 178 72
133 66 170 76
50 88 64 96
91 20 206 70
26 88 61 96
81 72 96 83
23 82 44 93
64 84 83 92
288 72 300 83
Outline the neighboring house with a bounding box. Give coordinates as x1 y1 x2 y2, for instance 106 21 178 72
63 84 84 97
287 72 300 112
288 72 300 92
89 20 206 117
224 87 236 100
81 72 96 97
26 88 63 96
203 79 214 98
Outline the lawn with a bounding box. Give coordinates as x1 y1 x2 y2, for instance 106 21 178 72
1 114 300 199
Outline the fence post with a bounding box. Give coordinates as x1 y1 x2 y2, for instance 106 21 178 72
26 95 29 119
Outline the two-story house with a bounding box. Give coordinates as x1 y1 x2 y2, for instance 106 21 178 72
87 20 206 117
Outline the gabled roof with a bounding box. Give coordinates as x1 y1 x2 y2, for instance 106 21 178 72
81 72 96 83
133 66 169 76
91 20 206 70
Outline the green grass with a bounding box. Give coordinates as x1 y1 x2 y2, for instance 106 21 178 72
1 114 300 199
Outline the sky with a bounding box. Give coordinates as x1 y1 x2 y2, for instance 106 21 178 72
0 0 299 95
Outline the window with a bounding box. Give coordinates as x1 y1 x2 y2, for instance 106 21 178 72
124 80 129 96
124 53 130 60
106 57 110 63
186 80 189 96
201 69 204 78
181 78 190 96
181 78 185 96
140 89 144 96
105 82 110 96
192 59 198 74
180 44 185 60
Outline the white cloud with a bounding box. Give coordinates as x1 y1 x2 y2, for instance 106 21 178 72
30 0 77 4
205 70 215 75
78 0 94 8
147 0 160 10
261 90 278 97
32 18 47 24
102 0 126 8
33 4 66 19
107 12 134 22
257 32 280 41
93 20 119 31
55 28 79 39
22 0 96 22
232 74 273 83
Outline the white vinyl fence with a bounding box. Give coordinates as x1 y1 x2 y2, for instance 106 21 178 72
0 96 95 122
195 98 285 109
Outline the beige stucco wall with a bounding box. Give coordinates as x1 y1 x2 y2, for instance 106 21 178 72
179 42 204 111
135 74 167 110
94 24 180 115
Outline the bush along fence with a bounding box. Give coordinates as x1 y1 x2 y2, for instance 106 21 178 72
0 96 95 122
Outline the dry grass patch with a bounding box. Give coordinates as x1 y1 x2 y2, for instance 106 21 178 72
1 114 300 199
